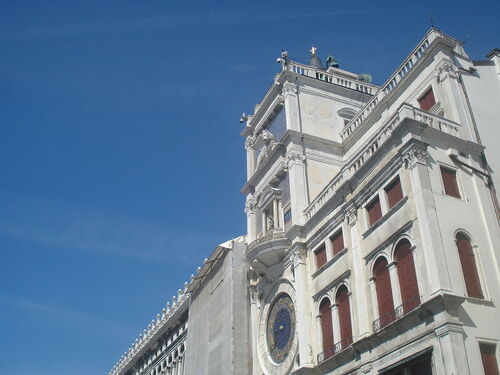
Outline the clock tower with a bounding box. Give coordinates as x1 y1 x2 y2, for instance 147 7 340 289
241 48 375 374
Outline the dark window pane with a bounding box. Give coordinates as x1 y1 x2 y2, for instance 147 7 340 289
367 196 382 226
385 178 403 209
441 167 461 198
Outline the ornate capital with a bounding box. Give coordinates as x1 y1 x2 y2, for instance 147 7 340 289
286 150 306 168
402 143 429 170
345 206 357 226
292 247 307 266
248 285 262 305
282 82 298 97
245 136 255 150
435 61 459 83
245 194 257 215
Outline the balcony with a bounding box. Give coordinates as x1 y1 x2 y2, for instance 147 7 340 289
372 296 421 332
247 231 291 268
317 336 353 363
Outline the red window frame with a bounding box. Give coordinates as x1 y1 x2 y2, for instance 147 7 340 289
418 87 436 111
331 230 344 256
456 233 483 299
319 298 334 354
385 177 403 209
480 343 500 375
441 166 461 198
367 196 382 226
315 245 327 269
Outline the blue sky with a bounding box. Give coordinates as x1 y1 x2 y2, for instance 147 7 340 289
0 1 498 374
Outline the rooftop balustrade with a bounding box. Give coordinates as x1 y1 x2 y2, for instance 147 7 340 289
287 61 377 95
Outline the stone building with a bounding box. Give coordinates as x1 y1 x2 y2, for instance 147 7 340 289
109 28 500 375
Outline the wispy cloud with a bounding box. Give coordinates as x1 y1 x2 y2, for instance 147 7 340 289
0 193 225 264
0 294 134 342
0 9 386 42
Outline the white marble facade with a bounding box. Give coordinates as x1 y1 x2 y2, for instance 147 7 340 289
110 28 500 375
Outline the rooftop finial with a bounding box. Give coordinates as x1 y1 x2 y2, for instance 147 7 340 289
308 45 323 68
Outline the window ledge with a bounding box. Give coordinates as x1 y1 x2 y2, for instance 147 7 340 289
363 197 408 239
312 248 348 279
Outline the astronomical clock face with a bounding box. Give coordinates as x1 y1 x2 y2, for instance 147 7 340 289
257 282 298 375
266 294 296 363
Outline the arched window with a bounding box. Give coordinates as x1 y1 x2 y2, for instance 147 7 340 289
373 257 395 328
456 232 483 299
335 286 352 349
319 298 334 355
395 239 420 312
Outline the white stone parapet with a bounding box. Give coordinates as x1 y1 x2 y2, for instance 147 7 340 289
285 60 377 95
340 33 435 142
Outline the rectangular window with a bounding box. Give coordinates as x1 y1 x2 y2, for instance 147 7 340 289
315 245 327 269
441 166 461 198
385 177 403 209
367 196 382 226
418 88 436 111
331 230 344 256
480 343 500 375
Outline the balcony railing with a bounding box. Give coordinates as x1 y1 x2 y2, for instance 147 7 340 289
317 336 353 363
372 295 421 332
247 231 285 251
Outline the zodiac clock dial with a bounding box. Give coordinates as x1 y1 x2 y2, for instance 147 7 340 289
266 294 296 363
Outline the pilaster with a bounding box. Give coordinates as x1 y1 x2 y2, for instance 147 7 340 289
402 142 452 294
293 247 314 367
287 150 308 226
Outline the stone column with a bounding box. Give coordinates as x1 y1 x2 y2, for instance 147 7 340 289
402 142 452 295
245 137 256 180
346 208 369 337
435 324 471 375
273 199 280 229
249 285 262 374
331 304 340 346
435 61 475 142
287 150 309 226
177 355 184 375
388 262 402 307
293 247 314 367
282 82 300 132
245 195 257 243
315 314 323 356
368 277 379 331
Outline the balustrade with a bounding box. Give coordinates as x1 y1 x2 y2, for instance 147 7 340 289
372 295 420 332
317 336 353 363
